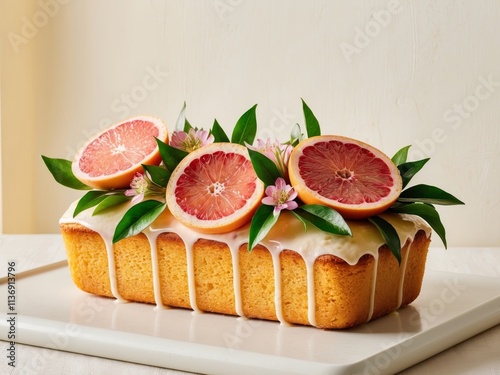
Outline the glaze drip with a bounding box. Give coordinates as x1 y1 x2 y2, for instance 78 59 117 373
60 201 431 327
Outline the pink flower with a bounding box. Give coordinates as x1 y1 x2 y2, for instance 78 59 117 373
125 173 148 203
247 138 292 179
262 177 298 215
125 172 165 204
170 128 214 153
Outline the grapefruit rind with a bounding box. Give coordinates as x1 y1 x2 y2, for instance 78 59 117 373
166 143 265 234
72 115 168 190
289 135 402 220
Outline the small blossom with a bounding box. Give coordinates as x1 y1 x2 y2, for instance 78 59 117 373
262 177 298 215
125 173 148 203
170 128 214 153
247 138 293 179
289 123 304 145
125 172 165 204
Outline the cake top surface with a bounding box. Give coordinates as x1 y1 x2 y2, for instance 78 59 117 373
60 199 431 265
44 100 464 262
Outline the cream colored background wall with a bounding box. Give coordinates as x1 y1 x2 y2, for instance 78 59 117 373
1 0 499 247
1 0 38 234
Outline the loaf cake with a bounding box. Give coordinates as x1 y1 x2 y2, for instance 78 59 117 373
60 200 431 329
44 106 462 330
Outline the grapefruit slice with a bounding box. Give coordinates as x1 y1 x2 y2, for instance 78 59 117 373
72 116 168 189
288 135 402 219
166 143 265 233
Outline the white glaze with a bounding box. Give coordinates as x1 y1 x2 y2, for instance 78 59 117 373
266 241 288 325
229 244 244 317
60 202 431 327
143 228 166 310
397 241 412 309
367 256 379 322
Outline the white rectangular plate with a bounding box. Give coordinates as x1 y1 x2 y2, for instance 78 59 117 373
1 262 500 375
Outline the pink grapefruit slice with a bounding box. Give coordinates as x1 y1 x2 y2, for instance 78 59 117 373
72 116 168 189
288 135 402 219
166 143 265 234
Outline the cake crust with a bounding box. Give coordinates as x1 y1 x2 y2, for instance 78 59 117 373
61 222 430 329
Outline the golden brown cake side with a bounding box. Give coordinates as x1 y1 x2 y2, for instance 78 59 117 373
61 221 430 329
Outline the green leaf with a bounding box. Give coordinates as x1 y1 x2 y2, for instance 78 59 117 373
41 156 92 190
211 119 230 143
93 194 131 215
73 190 111 217
248 204 279 251
174 102 186 130
295 205 352 236
391 145 411 166
398 184 465 205
231 104 258 145
301 99 321 138
184 118 193 132
398 158 430 189
113 200 167 243
291 211 308 231
156 138 188 173
247 148 282 186
289 123 304 146
390 203 447 248
174 102 193 132
142 164 171 188
368 216 402 264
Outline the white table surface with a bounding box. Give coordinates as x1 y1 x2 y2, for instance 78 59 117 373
0 234 499 375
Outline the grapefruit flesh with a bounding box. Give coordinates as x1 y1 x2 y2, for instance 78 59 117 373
289 135 402 219
72 116 168 189
166 143 264 233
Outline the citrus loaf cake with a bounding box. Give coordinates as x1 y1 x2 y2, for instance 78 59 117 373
44 103 462 329
60 203 431 329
